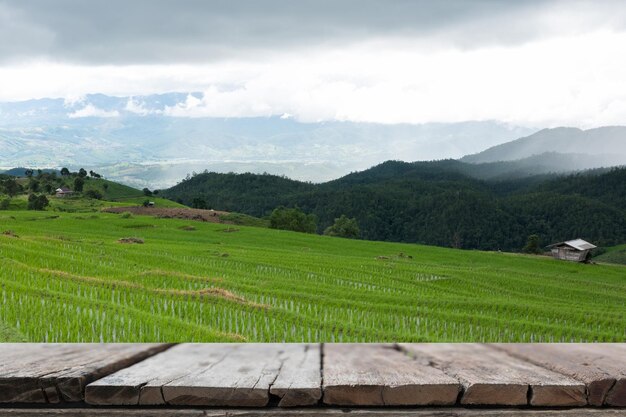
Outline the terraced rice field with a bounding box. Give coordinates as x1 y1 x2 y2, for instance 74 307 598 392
0 210 624 342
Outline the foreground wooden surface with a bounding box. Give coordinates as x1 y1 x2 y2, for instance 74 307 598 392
0 344 169 403
1 408 625 417
1 343 625 411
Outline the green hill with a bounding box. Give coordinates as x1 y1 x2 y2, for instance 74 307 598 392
163 164 626 251
595 244 626 265
0 170 185 213
0 209 624 343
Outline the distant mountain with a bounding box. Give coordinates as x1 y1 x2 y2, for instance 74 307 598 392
462 126 626 164
0 93 534 187
1 167 59 176
163 162 626 251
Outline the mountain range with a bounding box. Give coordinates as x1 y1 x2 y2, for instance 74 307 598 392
1 93 534 187
2 93 626 188
163 162 626 251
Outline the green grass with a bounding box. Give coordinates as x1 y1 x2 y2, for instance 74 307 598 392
595 244 626 265
221 212 270 228
0 321 26 342
0 210 624 343
49 196 183 213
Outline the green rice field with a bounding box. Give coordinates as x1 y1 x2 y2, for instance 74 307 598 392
0 210 624 342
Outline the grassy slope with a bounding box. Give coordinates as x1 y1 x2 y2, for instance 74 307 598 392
0 322 26 342
595 244 626 265
0 210 624 343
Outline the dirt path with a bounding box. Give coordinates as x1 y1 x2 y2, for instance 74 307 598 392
102 206 229 223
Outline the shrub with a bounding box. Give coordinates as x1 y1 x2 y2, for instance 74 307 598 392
74 177 85 192
0 198 10 210
523 234 542 254
119 211 133 219
324 215 360 239
191 198 207 209
269 206 317 234
27 194 50 211
85 189 103 200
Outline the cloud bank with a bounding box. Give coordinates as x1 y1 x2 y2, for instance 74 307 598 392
1 0 626 127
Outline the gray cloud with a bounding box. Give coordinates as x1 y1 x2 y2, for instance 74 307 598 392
1 0 621 64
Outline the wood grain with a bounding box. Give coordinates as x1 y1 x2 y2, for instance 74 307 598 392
269 344 322 406
1 408 624 417
323 344 460 406
0 344 169 404
494 343 626 406
87 343 321 407
400 344 586 406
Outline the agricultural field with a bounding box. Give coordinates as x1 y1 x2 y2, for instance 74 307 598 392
0 210 625 343
595 244 626 265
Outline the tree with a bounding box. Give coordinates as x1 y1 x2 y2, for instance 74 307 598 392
269 206 317 234
2 178 21 197
60 167 70 176
28 179 40 192
0 198 10 210
27 194 49 211
523 234 542 254
24 169 33 178
143 188 153 197
78 168 88 178
102 183 109 192
85 189 103 199
142 199 151 207
74 177 85 192
324 215 360 238
191 198 207 209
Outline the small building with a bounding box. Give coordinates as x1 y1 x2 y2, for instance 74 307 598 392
147 201 155 207
548 239 596 262
55 187 74 198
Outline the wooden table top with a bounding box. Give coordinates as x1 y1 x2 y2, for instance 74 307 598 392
0 343 624 415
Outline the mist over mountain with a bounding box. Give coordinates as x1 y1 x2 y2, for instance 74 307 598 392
0 93 533 188
462 127 626 165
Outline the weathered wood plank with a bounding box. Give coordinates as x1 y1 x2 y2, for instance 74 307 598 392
86 344 235 405
400 344 586 406
162 344 287 406
323 344 460 406
269 344 322 407
494 343 626 406
86 343 321 407
0 344 169 404
1 408 624 417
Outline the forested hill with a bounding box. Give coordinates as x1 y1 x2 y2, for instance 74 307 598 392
163 162 626 251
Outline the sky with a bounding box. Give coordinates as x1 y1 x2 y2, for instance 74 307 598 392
1 0 626 127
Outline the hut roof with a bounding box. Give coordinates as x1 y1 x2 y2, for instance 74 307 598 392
548 239 596 251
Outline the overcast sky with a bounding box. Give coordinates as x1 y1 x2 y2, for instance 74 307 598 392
1 0 626 126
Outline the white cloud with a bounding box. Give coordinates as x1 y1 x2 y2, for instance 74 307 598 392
2 29 626 127
63 95 86 107
67 104 119 118
124 98 160 115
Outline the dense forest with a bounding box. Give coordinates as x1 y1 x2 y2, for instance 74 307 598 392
163 160 626 251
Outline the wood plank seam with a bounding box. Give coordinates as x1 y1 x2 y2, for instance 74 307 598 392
396 344 471 406
604 379 618 406
488 344 626 406
323 344 461 406
487 344 592 406
397 344 587 407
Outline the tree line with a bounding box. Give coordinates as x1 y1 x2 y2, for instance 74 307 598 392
162 162 626 251
0 167 104 211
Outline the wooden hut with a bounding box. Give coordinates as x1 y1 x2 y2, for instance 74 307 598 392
548 239 596 262
55 187 74 198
